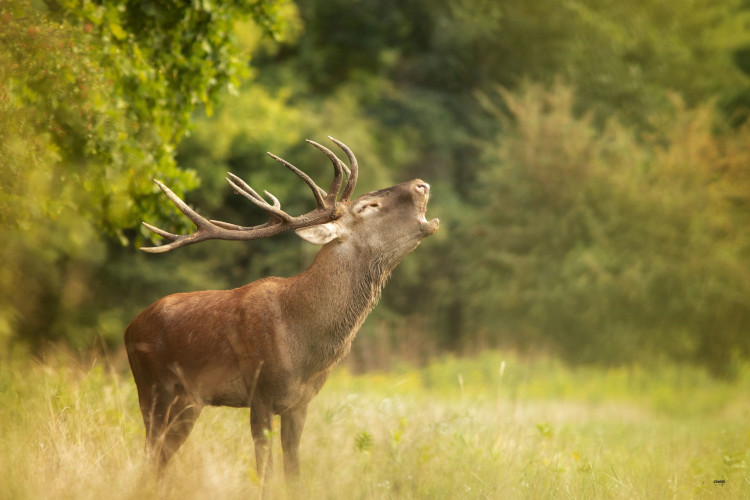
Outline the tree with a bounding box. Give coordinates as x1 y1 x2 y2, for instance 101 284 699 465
197 0 750 369
0 0 285 351
465 82 750 375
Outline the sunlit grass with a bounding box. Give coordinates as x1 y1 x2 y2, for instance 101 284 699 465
1 350 748 499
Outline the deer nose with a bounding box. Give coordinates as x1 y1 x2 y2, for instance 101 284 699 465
414 181 430 195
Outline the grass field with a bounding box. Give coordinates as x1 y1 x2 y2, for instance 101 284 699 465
1 349 748 499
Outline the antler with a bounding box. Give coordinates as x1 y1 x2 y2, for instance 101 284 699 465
141 137 359 253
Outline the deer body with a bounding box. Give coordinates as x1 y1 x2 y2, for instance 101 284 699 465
125 140 438 484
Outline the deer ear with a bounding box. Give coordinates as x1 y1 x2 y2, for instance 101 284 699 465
295 222 342 245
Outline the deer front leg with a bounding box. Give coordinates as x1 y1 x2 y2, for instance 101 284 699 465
281 405 308 478
250 402 274 488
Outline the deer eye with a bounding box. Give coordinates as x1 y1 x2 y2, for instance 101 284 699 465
357 202 381 214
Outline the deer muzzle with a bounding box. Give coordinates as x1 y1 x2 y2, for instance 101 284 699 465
413 180 439 236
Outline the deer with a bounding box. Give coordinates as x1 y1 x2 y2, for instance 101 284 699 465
124 137 439 488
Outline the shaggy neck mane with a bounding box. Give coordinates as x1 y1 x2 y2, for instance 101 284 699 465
284 241 405 374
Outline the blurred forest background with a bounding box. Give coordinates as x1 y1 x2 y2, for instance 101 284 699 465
2 0 750 377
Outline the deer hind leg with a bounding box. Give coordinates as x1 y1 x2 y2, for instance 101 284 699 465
140 384 202 471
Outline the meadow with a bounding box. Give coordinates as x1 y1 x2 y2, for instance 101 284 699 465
1 349 748 499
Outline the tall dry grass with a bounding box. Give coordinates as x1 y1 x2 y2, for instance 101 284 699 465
1 350 748 499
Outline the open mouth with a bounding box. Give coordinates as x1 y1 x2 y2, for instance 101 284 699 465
413 181 438 235
418 201 428 223
418 199 439 235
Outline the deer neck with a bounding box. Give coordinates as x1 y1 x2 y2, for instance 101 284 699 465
282 242 395 373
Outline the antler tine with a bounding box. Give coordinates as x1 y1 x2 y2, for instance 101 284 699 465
150 180 213 231
328 137 358 201
306 139 344 205
209 220 257 230
141 180 227 253
267 152 327 208
225 173 291 223
142 221 178 240
225 173 281 212
139 230 203 253
225 172 264 203
263 190 281 209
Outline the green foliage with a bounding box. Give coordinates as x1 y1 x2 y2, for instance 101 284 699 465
4 0 750 375
0 0 284 350
235 0 750 374
277 0 750 127
466 82 750 375
354 430 374 454
555 0 750 127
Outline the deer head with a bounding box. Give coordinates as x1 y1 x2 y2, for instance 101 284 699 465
141 137 438 256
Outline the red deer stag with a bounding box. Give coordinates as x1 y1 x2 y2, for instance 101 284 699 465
125 137 439 485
